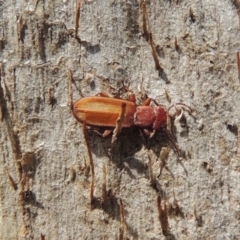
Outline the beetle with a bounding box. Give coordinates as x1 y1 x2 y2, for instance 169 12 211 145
73 91 192 158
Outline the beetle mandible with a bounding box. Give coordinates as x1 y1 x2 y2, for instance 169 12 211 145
73 91 192 158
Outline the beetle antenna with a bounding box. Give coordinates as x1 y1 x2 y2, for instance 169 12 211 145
164 129 181 159
168 103 193 113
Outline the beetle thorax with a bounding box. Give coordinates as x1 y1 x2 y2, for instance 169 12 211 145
134 105 168 130
134 106 156 128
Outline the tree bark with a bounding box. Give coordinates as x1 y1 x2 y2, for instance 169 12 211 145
1 0 240 239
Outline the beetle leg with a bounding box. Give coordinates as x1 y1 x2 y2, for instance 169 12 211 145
143 98 152 106
128 93 136 102
97 91 111 98
142 129 151 137
92 129 113 137
174 107 184 124
149 129 156 138
97 89 136 102
120 85 136 102
143 98 166 108
92 129 102 136
111 103 126 146
102 130 113 137
141 128 156 138
168 103 193 113
166 111 171 132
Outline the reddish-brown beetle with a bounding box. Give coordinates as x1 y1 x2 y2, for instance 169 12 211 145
73 91 192 158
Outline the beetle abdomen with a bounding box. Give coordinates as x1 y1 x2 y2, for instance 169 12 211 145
73 97 136 128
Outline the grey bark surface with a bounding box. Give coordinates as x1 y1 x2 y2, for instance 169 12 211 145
0 0 240 239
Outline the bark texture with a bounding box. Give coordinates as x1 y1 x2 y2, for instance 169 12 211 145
0 0 240 239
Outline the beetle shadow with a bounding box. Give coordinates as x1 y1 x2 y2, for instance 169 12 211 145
111 128 147 172
87 129 172 224
88 127 144 171
87 127 175 179
19 151 45 209
87 127 142 156
91 194 142 239
90 192 121 221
